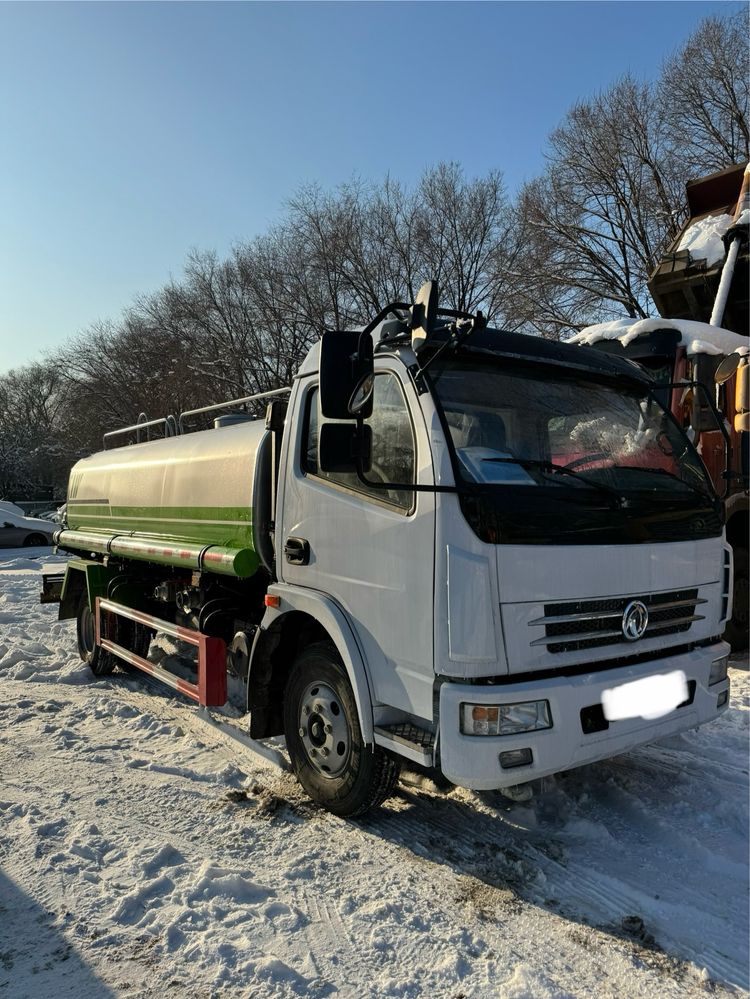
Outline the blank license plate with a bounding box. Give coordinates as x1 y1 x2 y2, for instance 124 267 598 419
602 670 688 722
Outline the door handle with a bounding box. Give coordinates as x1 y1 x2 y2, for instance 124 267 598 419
284 536 310 565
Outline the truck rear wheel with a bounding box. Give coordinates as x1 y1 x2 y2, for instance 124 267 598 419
107 579 153 665
76 594 152 674
283 641 399 817
76 593 115 676
111 622 153 669
725 547 748 652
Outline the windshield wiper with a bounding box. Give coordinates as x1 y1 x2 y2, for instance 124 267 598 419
605 465 711 499
481 457 627 508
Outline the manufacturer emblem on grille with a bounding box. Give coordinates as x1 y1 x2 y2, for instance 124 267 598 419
622 600 649 641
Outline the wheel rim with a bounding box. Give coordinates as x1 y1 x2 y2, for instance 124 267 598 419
80 604 95 656
298 681 351 778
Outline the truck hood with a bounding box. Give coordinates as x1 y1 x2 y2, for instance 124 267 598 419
497 538 727 675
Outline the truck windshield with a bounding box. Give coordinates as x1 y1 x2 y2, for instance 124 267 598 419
429 358 721 546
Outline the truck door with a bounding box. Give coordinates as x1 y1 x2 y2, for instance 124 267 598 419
280 366 436 722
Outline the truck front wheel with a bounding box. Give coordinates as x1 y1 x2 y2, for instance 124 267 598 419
283 642 399 817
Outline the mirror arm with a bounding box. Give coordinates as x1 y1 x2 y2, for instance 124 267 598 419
361 303 413 337
663 380 732 498
416 313 486 380
352 459 464 495
362 301 476 339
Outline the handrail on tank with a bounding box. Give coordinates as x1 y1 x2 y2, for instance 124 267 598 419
103 413 179 450
178 387 291 434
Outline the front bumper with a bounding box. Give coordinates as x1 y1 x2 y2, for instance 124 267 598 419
438 641 730 790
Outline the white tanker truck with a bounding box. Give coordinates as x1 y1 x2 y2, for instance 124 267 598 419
44 283 733 816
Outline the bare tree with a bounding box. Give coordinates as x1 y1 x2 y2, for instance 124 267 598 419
416 164 513 319
511 11 747 337
516 77 680 331
0 362 71 496
660 11 749 175
284 164 518 328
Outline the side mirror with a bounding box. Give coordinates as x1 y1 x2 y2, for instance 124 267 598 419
714 351 750 431
715 352 741 385
691 354 721 432
319 423 372 473
410 280 438 353
691 398 719 433
319 331 374 420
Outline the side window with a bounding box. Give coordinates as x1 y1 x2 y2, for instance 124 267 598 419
303 374 415 511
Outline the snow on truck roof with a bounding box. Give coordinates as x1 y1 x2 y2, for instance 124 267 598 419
675 208 750 268
571 317 749 358
676 212 731 267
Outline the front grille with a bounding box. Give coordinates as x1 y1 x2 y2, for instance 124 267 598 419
529 588 706 654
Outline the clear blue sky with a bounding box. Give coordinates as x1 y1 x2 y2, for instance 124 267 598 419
0 0 743 372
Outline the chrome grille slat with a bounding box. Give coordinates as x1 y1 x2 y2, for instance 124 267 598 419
528 596 707 628
529 610 623 627
648 614 704 631
529 612 705 647
531 627 623 647
529 587 704 654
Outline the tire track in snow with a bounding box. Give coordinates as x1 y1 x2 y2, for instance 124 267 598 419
356 775 748 990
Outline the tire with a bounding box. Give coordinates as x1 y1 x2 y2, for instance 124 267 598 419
131 623 153 660
724 547 748 652
283 641 400 817
76 592 115 676
113 621 153 670
106 580 153 666
23 533 49 547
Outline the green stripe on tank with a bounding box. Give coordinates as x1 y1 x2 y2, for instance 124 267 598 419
67 504 254 549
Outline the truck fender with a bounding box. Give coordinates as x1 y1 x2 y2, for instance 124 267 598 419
251 584 375 745
725 490 749 525
59 559 118 621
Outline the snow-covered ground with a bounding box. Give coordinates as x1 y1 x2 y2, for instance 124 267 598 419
1 550 748 998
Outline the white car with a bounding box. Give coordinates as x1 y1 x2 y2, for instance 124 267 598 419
36 503 67 524
0 510 55 548
0 500 27 519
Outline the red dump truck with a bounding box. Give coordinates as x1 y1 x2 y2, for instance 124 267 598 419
574 162 749 649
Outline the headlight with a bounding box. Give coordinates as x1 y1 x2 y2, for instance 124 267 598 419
460 700 552 736
709 655 729 686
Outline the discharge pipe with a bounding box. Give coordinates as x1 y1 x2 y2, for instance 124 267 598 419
710 164 750 328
